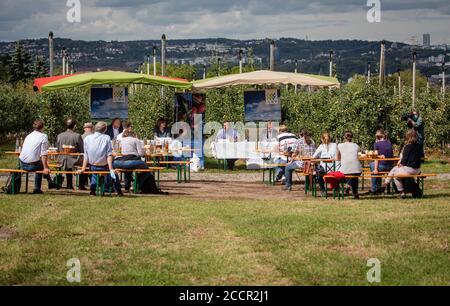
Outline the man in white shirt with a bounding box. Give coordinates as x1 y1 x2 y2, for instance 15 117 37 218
272 125 298 181
19 120 54 194
81 121 123 196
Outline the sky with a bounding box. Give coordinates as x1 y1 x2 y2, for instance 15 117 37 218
0 0 449 44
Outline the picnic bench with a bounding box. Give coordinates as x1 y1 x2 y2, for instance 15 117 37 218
147 160 191 183
323 173 437 200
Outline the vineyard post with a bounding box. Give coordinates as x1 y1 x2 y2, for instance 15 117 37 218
379 41 386 87
412 51 417 108
49 32 54 76
239 49 243 74
270 40 275 71
442 62 446 98
152 46 157 76
146 54 150 75
329 50 334 78
397 69 402 97
367 62 371 84
203 65 207 79
62 47 66 76
295 59 298 93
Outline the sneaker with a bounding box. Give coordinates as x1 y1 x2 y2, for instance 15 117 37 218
89 190 96 196
353 194 360 200
33 189 43 194
281 176 286 184
283 186 292 192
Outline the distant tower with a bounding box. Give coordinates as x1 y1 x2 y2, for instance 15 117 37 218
423 34 431 48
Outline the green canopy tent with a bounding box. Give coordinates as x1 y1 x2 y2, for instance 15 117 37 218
34 70 192 92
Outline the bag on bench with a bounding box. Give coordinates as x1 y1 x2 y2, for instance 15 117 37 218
2 172 22 194
402 178 423 199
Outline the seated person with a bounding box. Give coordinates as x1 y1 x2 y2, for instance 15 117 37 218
336 131 362 199
81 121 123 196
313 132 337 196
117 120 132 142
382 130 422 198
283 130 316 191
19 120 54 194
273 125 298 181
368 129 394 195
153 118 172 139
216 121 240 170
106 118 123 141
56 118 84 190
259 121 278 142
113 129 155 193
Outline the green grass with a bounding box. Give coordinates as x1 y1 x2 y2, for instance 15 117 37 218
1 183 449 285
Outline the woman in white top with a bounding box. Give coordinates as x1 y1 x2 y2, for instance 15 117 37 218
336 130 362 199
313 132 338 195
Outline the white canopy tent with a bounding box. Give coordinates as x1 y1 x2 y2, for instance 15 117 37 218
192 70 340 90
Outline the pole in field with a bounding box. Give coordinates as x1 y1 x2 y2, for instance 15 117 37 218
161 34 166 77
146 54 150 75
239 49 243 74
442 62 446 98
62 47 66 76
269 40 275 71
329 50 334 78
397 69 402 96
367 62 371 84
217 57 221 76
48 32 54 76
412 51 417 108
152 46 157 76
203 64 207 79
426 75 430 93
66 49 70 75
295 59 299 93
379 41 386 87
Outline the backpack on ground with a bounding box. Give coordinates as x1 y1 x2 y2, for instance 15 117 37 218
139 173 166 194
2 173 22 194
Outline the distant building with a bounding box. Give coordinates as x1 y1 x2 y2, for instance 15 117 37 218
423 34 431 48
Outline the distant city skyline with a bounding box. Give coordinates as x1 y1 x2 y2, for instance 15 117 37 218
0 1 449 44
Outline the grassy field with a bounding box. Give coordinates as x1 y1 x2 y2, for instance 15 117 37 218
1 183 449 286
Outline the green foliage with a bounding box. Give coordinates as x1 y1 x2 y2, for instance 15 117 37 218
8 42 32 83
128 85 176 139
0 83 38 138
40 88 90 143
32 56 48 78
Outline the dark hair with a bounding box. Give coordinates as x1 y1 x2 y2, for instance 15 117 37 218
405 129 418 145
155 118 166 129
344 130 353 141
122 120 132 129
375 129 386 141
66 118 77 130
33 120 44 131
111 118 121 125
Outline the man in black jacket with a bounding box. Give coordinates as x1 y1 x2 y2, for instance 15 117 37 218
106 118 123 140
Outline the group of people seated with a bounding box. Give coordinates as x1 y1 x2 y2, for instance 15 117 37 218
272 125 424 199
18 118 166 196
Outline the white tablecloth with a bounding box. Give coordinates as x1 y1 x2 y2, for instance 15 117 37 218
212 141 278 159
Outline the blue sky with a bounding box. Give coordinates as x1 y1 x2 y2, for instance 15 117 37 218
0 0 449 43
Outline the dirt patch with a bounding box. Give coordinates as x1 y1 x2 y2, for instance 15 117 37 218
0 226 17 240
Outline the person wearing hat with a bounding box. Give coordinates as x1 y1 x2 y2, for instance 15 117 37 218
82 122 94 140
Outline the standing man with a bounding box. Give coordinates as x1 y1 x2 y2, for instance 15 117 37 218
407 110 425 156
81 121 123 196
56 118 84 190
260 121 278 142
216 121 240 170
106 118 123 140
19 120 54 194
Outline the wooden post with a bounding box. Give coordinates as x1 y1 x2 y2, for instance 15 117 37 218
397 69 402 96
239 49 243 74
48 32 54 76
412 51 417 108
295 59 298 93
379 41 386 87
442 62 446 98
152 46 157 76
367 62 371 84
329 50 334 78
161 34 166 77
62 47 66 76
203 64 207 79
269 40 275 71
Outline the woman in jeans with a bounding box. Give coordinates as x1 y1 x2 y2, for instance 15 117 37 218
112 129 148 192
313 132 338 197
336 131 362 199
382 130 422 198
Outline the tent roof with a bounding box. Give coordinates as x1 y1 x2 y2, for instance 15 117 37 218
36 71 192 92
33 74 74 92
192 70 340 90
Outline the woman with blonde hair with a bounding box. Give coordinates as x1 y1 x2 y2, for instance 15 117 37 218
313 132 338 196
382 129 422 198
